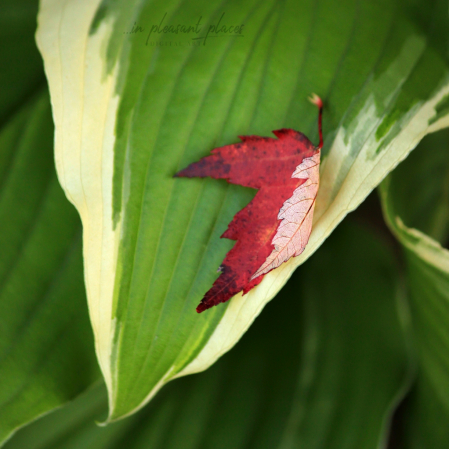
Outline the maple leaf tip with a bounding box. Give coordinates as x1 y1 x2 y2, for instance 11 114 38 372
308 93 323 108
196 300 212 313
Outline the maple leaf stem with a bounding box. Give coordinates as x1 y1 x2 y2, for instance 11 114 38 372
309 93 323 149
317 103 323 149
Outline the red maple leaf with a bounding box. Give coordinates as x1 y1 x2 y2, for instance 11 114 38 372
175 95 323 313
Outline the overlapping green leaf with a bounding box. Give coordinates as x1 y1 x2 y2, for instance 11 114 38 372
0 3 99 441
0 90 99 446
36 0 449 419
380 128 449 447
4 221 410 449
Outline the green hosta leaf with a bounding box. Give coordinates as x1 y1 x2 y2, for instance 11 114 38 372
4 221 410 449
36 0 449 419
380 128 449 447
0 1 98 442
0 90 99 445
397 377 449 449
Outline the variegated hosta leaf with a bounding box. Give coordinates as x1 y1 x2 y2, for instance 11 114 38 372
36 0 449 419
380 129 449 447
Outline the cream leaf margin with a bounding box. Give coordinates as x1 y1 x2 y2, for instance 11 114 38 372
380 176 449 275
36 0 119 406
